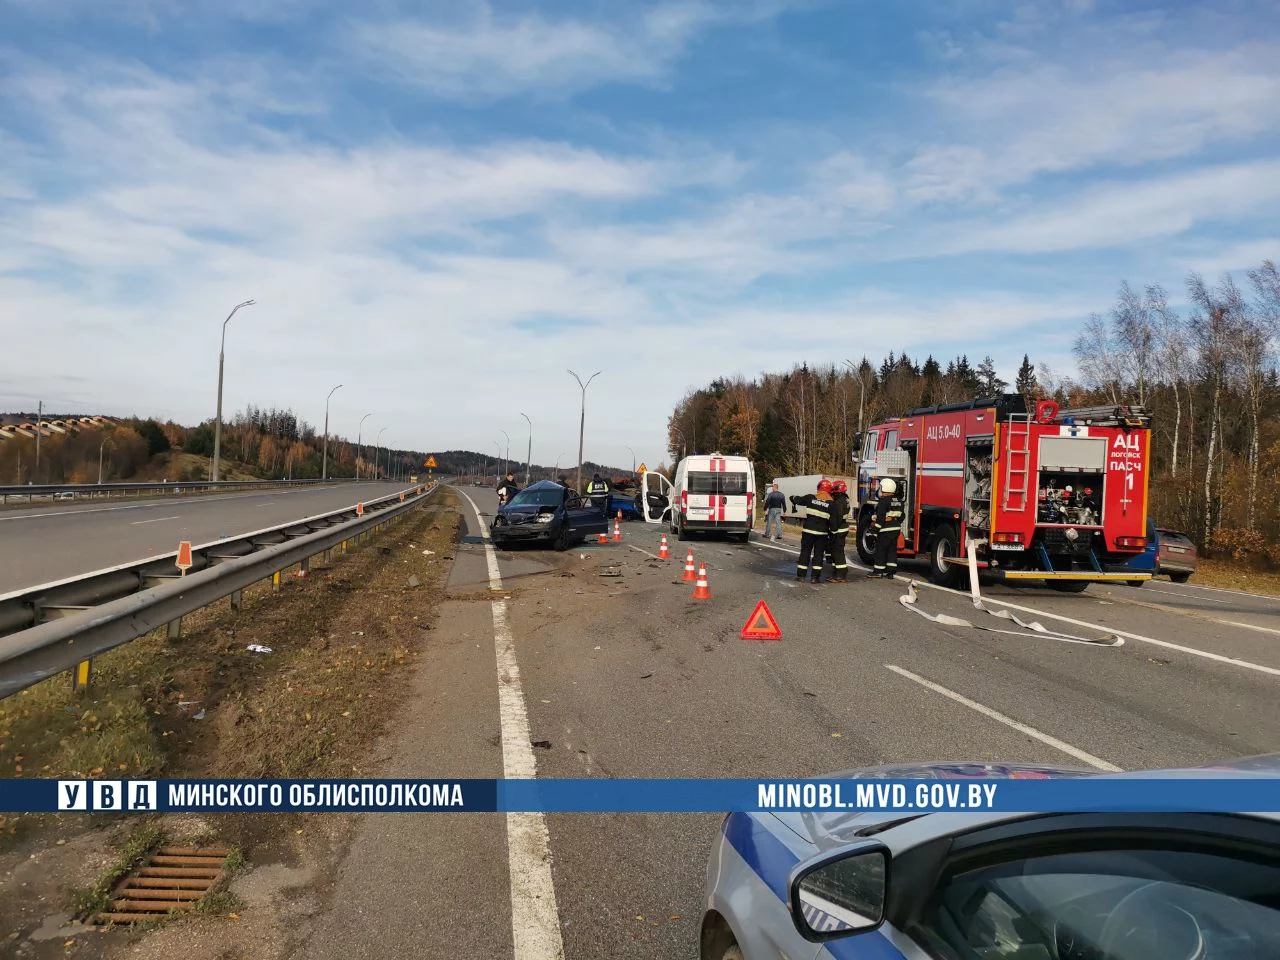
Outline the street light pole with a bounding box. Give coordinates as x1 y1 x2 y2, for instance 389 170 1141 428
501 430 511 480
843 359 866 444
568 369 601 494
212 299 255 481
493 441 502 486
98 436 114 484
34 400 42 483
520 413 532 486
375 428 386 479
625 445 636 478
321 383 343 480
356 413 372 480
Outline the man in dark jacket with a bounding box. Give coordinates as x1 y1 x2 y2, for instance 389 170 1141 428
869 477 904 578
763 483 786 540
826 480 851 582
585 472 610 513
496 472 520 504
796 479 836 583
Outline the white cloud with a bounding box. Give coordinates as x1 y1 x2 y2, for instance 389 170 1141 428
347 1 725 101
933 160 1280 257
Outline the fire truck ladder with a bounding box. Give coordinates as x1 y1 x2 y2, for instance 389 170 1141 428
1003 413 1032 512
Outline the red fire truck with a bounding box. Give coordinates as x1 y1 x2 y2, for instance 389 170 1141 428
854 395 1153 589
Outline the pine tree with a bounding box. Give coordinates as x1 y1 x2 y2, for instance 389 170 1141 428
976 355 1008 396
1015 354 1039 400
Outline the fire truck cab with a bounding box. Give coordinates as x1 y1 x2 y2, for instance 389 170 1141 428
854 395 1153 589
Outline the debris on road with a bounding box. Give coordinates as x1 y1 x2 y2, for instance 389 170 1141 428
246 644 272 654
640 673 653 680
407 575 421 588
531 739 552 750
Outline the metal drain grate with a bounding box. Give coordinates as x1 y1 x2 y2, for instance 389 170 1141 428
95 845 231 924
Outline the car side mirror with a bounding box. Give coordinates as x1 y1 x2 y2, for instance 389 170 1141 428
789 840 889 942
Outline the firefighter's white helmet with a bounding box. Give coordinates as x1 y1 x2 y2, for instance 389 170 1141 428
878 478 897 496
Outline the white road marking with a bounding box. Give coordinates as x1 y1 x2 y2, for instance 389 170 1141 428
1149 580 1280 603
0 484 392 523
1142 588 1229 603
129 515 180 525
885 665 1122 771
457 489 565 960
754 537 1280 678
1217 619 1280 636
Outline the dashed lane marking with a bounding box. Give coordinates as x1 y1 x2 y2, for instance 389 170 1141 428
885 665 1122 771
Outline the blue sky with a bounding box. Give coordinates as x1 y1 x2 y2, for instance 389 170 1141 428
1 0 1278 470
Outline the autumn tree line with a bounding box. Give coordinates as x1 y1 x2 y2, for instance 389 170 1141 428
668 258 1280 559
1 406 425 484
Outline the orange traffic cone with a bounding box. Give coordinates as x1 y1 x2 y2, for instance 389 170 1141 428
612 519 622 542
659 534 670 560
681 549 696 582
692 563 711 600
597 531 608 544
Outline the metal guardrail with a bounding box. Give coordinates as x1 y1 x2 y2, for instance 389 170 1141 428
0 477 368 504
0 481 442 698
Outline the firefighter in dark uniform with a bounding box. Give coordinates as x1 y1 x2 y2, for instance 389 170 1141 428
585 472 611 513
868 477 904 578
826 480 851 582
796 479 836 583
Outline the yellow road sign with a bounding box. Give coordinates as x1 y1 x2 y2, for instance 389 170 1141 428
637 462 648 474
424 455 438 469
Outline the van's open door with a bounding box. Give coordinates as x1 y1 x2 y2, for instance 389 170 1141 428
640 471 672 523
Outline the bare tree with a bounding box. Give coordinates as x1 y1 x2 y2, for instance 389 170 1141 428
1188 273 1243 545
1112 281 1157 405
1149 284 1189 478
1074 313 1124 403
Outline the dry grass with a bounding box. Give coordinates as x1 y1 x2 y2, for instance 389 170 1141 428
1183 558 1280 596
0 491 461 850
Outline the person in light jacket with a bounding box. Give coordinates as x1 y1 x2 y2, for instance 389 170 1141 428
763 483 786 541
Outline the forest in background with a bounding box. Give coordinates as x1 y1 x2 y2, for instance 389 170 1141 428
0 406 427 485
668 259 1280 559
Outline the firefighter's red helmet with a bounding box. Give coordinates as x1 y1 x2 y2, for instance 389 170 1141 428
831 480 848 494
817 479 834 493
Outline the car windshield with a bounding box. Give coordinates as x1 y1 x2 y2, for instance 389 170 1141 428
508 489 562 508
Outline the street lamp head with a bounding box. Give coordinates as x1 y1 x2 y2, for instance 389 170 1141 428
328 383 343 400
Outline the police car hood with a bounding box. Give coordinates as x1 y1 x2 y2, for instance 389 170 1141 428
770 756 1280 849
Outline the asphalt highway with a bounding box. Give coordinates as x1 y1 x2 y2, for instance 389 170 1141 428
303 486 1280 960
0 481 408 593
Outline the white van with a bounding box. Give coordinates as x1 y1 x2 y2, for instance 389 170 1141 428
641 453 755 543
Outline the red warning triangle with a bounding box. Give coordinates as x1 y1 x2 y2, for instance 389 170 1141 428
740 599 782 641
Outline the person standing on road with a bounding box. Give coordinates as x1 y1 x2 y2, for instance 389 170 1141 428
826 480 851 582
763 483 786 541
868 478 904 579
496 472 520 504
796 479 836 584
585 472 610 514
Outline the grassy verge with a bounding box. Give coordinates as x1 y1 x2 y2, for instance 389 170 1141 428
1182 559 1280 596
0 490 461 850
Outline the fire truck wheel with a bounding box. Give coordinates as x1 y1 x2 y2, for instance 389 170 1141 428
675 518 689 541
929 526 964 588
855 513 876 565
1048 579 1090 593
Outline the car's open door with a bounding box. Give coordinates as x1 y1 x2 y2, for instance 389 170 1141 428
640 471 672 523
